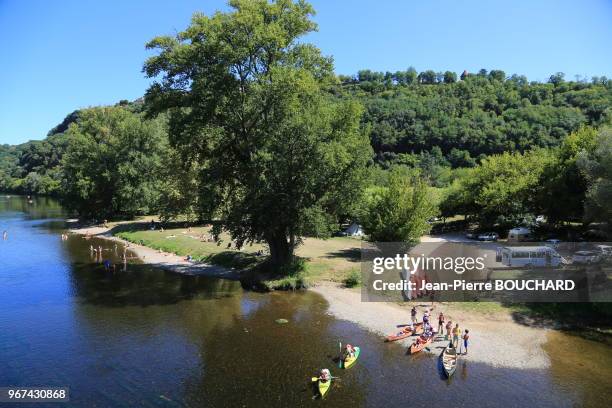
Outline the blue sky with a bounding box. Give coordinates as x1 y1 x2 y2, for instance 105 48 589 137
1 0 611 145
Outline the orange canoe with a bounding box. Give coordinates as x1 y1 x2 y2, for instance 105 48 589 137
385 323 423 342
409 332 434 354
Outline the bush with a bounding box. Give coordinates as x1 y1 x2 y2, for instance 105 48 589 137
343 269 361 288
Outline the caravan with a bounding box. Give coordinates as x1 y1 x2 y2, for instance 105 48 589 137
507 227 532 242
499 246 562 267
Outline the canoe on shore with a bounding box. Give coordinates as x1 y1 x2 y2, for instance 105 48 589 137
409 332 435 354
385 323 423 342
340 346 361 369
441 343 458 377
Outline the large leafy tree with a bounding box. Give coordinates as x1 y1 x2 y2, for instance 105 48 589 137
61 107 168 219
579 127 612 226
362 169 436 243
441 149 554 228
143 0 371 270
537 126 598 224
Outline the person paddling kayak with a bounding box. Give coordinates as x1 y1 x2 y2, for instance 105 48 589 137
315 368 332 398
344 344 356 359
319 368 331 382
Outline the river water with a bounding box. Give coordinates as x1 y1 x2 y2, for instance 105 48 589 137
0 195 610 407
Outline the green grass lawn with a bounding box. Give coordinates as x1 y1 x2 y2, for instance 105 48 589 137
112 222 363 287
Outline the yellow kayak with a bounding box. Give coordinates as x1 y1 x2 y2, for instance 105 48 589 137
340 346 361 369
312 376 332 398
318 377 331 397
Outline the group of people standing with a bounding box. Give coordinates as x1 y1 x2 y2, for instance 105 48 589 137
411 306 470 354
89 242 129 272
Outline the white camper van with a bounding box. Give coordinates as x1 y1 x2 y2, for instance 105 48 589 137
507 227 532 242
499 246 562 267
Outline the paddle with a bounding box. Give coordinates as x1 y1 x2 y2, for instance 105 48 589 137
338 341 343 368
311 376 341 382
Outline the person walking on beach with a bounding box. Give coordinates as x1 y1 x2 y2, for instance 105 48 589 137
437 312 445 335
411 306 417 325
452 323 461 348
422 310 429 326
445 320 453 341
462 329 470 355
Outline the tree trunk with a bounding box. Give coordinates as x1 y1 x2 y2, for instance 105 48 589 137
266 232 294 271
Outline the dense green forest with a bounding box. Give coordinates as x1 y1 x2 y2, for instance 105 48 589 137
1 1 611 259
3 72 610 194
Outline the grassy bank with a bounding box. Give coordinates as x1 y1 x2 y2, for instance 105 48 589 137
111 221 362 289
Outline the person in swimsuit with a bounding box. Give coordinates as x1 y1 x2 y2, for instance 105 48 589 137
462 329 470 354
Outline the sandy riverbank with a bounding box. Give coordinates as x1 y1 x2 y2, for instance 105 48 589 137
311 281 550 370
69 224 240 279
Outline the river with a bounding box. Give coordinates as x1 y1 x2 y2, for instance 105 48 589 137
0 195 610 407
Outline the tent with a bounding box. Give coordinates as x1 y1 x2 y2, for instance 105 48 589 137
345 223 364 237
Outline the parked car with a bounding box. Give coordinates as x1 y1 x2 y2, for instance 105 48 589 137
478 232 499 241
572 251 602 264
465 232 477 240
545 238 562 247
595 245 612 258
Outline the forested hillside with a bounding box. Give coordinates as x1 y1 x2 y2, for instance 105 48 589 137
0 69 610 233
342 69 610 172
3 70 610 196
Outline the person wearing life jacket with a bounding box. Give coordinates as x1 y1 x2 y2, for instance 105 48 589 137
319 368 331 382
344 344 356 359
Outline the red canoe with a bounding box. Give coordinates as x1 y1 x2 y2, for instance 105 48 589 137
409 332 435 354
385 323 423 342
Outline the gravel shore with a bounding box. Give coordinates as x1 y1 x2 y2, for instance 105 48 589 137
311 281 550 370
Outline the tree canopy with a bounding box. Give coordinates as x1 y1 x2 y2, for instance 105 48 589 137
143 0 371 268
362 169 436 243
61 106 169 219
